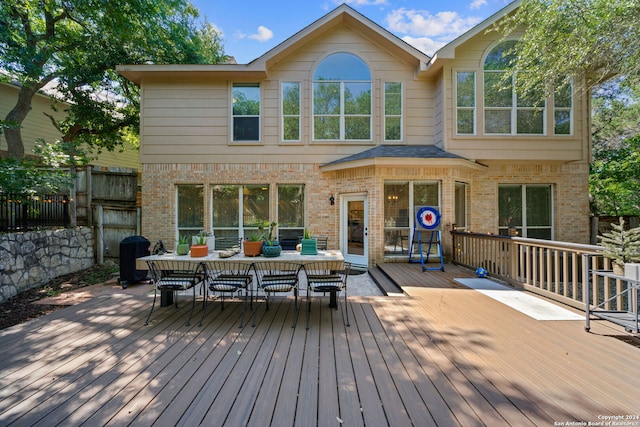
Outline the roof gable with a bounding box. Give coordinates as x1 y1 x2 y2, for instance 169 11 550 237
424 0 520 77
251 4 431 69
118 4 432 83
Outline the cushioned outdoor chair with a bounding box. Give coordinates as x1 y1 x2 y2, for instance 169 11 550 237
303 261 351 330
145 259 207 327
201 260 254 328
253 261 303 328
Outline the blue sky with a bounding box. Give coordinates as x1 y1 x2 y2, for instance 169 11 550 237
190 0 514 64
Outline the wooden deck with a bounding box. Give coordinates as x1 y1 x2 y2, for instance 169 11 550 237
1 263 639 426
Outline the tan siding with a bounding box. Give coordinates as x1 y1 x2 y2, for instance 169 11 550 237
441 28 589 162
1 83 139 169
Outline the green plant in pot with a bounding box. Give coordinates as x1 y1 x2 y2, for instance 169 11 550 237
262 222 282 257
176 235 189 255
598 217 640 274
190 231 209 257
300 228 317 255
243 225 265 257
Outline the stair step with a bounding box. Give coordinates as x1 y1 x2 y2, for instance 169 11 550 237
368 266 404 296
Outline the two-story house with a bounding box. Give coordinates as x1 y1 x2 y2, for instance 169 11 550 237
117 1 590 267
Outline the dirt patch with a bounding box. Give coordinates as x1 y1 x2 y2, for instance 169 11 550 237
0 262 122 330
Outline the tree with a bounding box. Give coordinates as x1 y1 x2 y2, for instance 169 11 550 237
0 0 226 160
494 0 640 96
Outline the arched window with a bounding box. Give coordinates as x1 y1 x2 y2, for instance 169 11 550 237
483 40 545 135
313 53 372 141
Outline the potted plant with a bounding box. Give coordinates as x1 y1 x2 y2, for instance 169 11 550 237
598 217 640 275
261 222 282 257
176 235 189 255
243 226 264 257
190 232 209 257
300 228 317 255
192 230 215 252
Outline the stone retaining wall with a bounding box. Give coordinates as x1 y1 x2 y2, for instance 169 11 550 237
0 227 94 303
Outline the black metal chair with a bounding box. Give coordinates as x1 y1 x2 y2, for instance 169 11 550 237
303 261 351 330
253 261 303 328
201 260 254 328
314 236 328 250
145 259 207 326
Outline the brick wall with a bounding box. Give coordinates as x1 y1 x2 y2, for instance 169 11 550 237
141 161 590 267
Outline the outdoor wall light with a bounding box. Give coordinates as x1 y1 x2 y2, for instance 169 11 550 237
329 195 335 205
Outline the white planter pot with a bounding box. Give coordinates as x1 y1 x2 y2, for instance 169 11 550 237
624 263 640 281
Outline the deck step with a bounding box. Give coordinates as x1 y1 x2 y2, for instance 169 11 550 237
369 265 404 295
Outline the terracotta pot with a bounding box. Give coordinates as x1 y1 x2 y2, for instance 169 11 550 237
190 244 208 257
243 240 263 257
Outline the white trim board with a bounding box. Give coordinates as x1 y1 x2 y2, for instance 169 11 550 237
454 278 583 321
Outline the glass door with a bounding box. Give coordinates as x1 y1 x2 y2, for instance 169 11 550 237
341 194 368 267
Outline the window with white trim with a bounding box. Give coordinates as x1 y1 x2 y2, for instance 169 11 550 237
211 184 269 243
456 72 475 135
484 41 545 135
313 53 371 141
232 83 260 141
499 184 553 239
282 82 300 141
384 82 402 141
554 80 573 135
177 184 204 241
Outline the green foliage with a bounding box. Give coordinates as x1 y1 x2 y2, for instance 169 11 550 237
589 81 640 216
0 158 72 196
597 217 640 265
0 0 227 162
493 0 640 97
178 235 189 245
194 231 208 246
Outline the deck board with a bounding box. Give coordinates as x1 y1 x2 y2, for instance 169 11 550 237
1 263 639 426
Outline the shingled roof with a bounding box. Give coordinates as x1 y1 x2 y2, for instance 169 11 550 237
319 144 485 171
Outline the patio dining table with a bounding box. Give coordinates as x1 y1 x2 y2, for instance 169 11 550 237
136 250 345 307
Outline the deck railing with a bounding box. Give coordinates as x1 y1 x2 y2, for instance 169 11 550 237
451 231 618 310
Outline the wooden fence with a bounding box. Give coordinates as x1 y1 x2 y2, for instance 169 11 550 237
451 231 617 310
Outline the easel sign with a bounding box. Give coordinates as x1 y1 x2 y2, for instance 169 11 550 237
409 206 445 271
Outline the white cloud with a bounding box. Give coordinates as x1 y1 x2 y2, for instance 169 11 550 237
470 0 488 9
385 8 482 51
401 36 447 56
333 0 388 5
247 26 274 42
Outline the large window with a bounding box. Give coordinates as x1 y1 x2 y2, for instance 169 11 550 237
384 82 402 141
499 184 553 239
211 184 269 245
177 185 204 241
232 83 260 141
384 181 440 255
278 185 305 244
483 41 545 135
282 82 300 141
313 53 371 141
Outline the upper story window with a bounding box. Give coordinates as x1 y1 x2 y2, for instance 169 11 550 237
282 82 301 141
483 40 545 135
313 53 371 141
232 83 260 141
456 72 476 135
554 80 573 135
384 82 403 141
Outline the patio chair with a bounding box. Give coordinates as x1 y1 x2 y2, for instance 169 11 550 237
145 259 207 327
303 261 351 330
253 261 303 328
201 260 254 328
314 236 328 250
